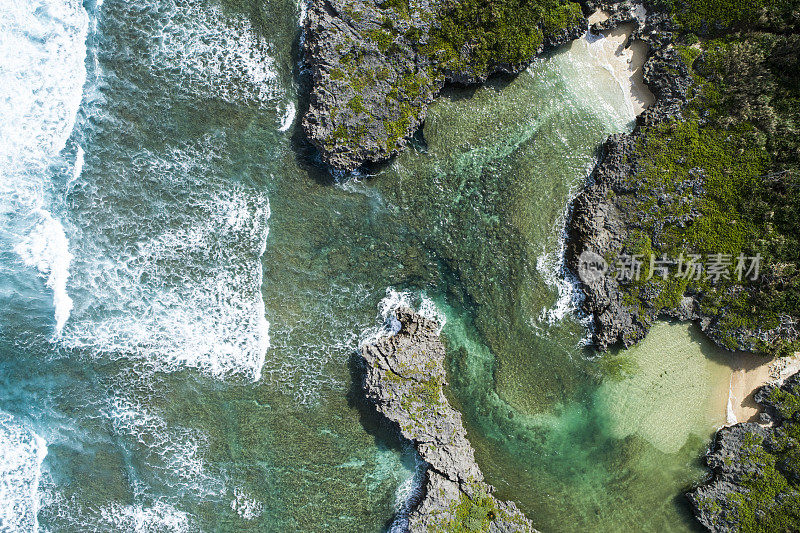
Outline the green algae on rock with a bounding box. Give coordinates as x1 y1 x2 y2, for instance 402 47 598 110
301 0 586 170
566 1 800 354
688 371 800 532
361 308 534 532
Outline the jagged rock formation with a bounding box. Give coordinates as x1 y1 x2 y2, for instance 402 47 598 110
688 371 800 532
302 0 586 170
565 1 800 353
361 308 534 532
564 2 696 351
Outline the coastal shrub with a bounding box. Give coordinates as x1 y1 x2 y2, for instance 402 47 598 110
367 28 397 54
610 28 800 352
347 95 366 114
423 0 583 74
443 490 500 532
653 0 800 34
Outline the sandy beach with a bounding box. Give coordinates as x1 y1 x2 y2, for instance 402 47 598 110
587 10 656 116
723 352 800 425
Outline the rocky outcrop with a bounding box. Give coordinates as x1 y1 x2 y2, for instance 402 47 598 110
687 423 771 532
302 0 586 170
687 371 800 532
564 2 696 350
361 308 534 532
565 2 799 353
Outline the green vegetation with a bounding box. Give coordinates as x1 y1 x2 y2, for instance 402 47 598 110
367 28 397 54
603 5 799 527
379 0 410 17
347 95 366 114
427 483 532 532
652 0 800 34
609 8 800 351
423 0 583 74
693 376 800 532
431 489 500 533
320 0 587 158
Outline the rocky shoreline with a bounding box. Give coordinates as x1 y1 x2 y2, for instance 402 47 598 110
564 4 800 531
361 308 534 532
302 0 586 170
688 373 800 531
564 1 700 351
564 3 799 354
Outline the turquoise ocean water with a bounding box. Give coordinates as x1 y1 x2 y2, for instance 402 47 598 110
0 1 734 531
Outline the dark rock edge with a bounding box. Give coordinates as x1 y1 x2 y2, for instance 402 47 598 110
301 0 588 171
361 308 535 532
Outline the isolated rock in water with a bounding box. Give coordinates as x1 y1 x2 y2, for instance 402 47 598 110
302 0 586 170
361 308 534 532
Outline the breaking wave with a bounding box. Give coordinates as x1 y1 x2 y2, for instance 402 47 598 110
59 138 271 381
0 413 47 533
0 0 89 336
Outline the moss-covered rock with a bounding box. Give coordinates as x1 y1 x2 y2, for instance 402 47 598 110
361 308 533 532
566 1 800 353
302 0 586 170
688 371 800 532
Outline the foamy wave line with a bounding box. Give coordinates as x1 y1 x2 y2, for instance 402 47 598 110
0 413 47 533
146 0 281 108
230 487 263 521
60 180 271 383
14 212 74 336
278 101 296 132
106 398 221 498
99 501 192 533
388 446 426 533
359 288 446 349
39 488 193 533
1 0 90 336
536 165 594 329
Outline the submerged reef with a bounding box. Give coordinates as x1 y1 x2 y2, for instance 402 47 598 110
302 0 586 170
361 308 534 532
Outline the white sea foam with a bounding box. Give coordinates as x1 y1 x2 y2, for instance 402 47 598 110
98 501 192 533
359 288 446 348
0 0 88 335
536 167 593 328
14 214 75 336
106 398 221 499
278 101 296 132
136 0 281 108
388 447 426 533
297 0 309 26
0 413 48 533
230 487 263 520
66 146 85 197
39 483 194 533
60 141 271 381
0 0 89 165
726 375 738 425
261 282 375 404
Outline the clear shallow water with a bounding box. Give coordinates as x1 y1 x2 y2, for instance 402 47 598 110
0 1 735 531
